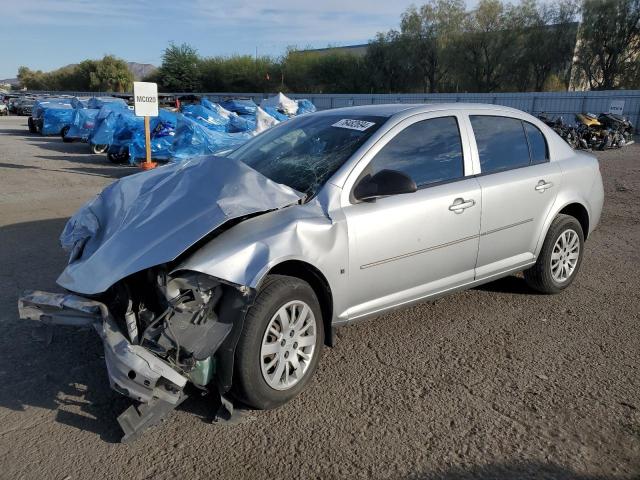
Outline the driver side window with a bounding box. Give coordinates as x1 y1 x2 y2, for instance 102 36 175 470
368 116 464 188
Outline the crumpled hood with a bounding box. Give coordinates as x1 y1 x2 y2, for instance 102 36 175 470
57 155 303 295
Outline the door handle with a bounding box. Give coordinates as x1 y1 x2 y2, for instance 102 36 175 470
449 198 475 214
535 180 553 192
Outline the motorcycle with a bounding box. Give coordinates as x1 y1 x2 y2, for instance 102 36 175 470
597 113 634 147
538 113 580 149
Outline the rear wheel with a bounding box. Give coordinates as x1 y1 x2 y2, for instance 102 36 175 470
524 214 584 294
233 275 324 409
91 144 109 154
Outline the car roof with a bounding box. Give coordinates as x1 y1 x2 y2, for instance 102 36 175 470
314 103 527 118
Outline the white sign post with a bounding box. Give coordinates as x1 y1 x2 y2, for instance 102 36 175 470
133 82 159 170
608 100 625 116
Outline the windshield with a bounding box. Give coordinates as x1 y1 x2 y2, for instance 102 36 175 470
229 114 386 197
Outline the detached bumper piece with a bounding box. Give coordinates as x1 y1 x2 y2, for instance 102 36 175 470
18 290 189 441
118 396 188 443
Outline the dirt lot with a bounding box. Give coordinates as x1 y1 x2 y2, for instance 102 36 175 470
0 115 638 480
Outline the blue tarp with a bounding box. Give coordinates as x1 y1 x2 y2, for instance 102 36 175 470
66 108 100 140
71 97 90 109
87 97 127 109
32 98 73 120
42 105 75 135
219 98 257 116
90 110 121 146
182 104 229 132
170 114 253 161
107 110 144 158
89 104 129 145
262 106 289 122
228 114 256 133
296 99 316 115
128 110 178 162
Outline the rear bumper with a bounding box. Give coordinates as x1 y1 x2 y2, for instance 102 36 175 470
18 290 187 405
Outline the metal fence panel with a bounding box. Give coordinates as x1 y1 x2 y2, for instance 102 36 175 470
22 89 640 131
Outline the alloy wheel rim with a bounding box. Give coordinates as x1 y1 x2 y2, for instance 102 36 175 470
260 300 317 391
551 229 580 283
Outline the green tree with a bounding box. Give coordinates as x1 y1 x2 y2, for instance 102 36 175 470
504 0 578 91
399 0 466 92
157 43 202 92
89 55 133 92
364 31 412 93
452 0 521 92
575 0 640 90
17 67 48 90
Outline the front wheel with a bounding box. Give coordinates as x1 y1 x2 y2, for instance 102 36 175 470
61 126 72 142
28 117 37 133
233 275 324 409
107 151 129 164
524 214 585 294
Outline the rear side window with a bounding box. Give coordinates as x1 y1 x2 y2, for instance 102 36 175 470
368 116 464 188
470 116 530 174
524 122 548 164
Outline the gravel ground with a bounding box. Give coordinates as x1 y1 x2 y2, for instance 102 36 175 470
0 115 638 480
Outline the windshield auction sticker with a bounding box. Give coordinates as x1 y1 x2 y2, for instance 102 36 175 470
332 119 376 131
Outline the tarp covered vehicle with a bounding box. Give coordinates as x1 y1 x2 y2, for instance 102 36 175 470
169 113 253 161
28 97 74 134
105 110 144 163
87 96 127 109
128 109 178 163
88 103 130 153
63 108 100 143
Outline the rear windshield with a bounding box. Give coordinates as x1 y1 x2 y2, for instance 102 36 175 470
229 114 386 197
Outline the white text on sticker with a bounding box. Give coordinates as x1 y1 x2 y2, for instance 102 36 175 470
332 119 375 131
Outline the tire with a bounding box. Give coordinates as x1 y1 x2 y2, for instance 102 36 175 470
28 117 37 134
91 144 109 154
61 126 72 142
233 275 324 409
107 152 128 164
524 214 585 294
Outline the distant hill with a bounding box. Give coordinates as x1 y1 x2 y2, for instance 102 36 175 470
0 77 18 86
128 62 157 80
1 61 157 88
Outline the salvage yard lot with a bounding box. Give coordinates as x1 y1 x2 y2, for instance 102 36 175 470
0 115 638 479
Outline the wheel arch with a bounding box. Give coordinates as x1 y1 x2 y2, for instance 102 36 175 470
262 260 335 347
557 202 590 240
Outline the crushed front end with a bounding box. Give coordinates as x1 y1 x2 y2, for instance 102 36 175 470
19 269 254 442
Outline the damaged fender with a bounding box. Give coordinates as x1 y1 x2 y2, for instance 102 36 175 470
176 185 351 324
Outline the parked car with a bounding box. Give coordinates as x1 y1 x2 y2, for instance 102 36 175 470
14 97 36 116
4 94 21 113
0 102 7 116
19 104 604 442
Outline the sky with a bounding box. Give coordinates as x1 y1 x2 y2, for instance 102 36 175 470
0 0 476 79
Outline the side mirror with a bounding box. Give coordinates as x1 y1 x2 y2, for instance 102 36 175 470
354 169 417 202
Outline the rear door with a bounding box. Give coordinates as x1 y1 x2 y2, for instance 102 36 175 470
468 115 561 279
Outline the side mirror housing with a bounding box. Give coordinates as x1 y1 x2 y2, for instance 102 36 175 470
354 169 417 202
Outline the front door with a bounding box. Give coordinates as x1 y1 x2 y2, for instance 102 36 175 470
341 115 482 320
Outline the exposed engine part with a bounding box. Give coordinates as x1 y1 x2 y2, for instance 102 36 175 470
124 299 138 344
111 270 235 382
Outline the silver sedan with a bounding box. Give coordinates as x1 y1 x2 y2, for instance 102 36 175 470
19 104 604 441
